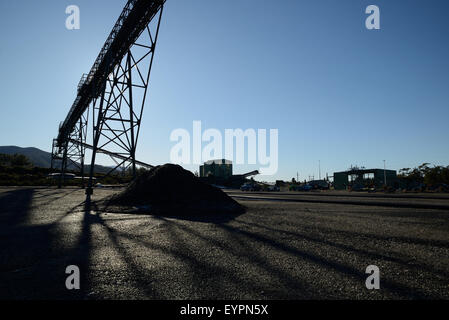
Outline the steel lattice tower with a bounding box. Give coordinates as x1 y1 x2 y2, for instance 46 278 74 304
52 0 165 195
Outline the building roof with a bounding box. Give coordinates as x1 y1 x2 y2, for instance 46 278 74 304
203 159 232 165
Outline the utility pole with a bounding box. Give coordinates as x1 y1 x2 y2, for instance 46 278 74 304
383 160 387 186
297 172 299 182
319 160 321 180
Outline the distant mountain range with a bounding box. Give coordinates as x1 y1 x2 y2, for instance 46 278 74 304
0 146 111 173
0 146 53 168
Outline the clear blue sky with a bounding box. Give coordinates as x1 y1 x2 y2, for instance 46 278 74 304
0 0 448 181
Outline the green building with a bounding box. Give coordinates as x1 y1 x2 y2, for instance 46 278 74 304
200 159 233 179
333 168 398 190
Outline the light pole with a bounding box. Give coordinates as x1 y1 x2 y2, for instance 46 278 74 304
383 160 387 186
319 160 321 180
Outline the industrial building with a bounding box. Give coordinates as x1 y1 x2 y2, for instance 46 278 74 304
199 159 259 188
333 168 398 190
200 159 233 179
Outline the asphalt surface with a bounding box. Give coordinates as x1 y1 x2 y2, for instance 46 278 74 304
225 190 449 210
0 187 448 300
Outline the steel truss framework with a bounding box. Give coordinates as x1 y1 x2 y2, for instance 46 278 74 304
51 109 89 187
52 1 164 193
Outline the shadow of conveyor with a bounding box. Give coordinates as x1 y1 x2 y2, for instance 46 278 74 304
0 189 97 300
3 188 444 299
0 186 244 299
94 199 447 299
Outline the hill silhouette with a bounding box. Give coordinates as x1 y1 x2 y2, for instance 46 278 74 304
0 145 111 173
0 146 52 167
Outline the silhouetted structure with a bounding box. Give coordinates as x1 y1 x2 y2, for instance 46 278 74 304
334 168 397 190
51 0 166 193
200 159 233 179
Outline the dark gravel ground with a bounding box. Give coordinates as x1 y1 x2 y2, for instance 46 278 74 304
0 187 448 300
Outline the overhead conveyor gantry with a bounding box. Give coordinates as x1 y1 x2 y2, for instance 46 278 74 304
52 0 166 193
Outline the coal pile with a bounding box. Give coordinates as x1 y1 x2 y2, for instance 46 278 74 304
107 164 245 215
